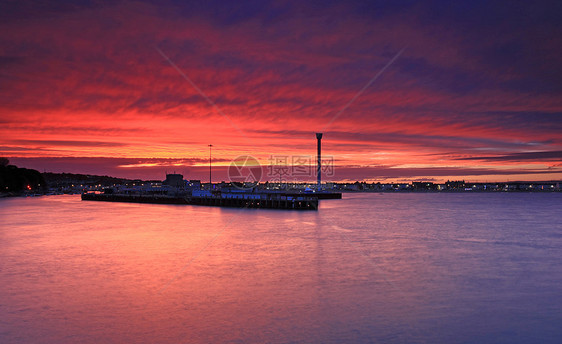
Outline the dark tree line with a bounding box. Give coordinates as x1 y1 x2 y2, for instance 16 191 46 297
0 158 46 193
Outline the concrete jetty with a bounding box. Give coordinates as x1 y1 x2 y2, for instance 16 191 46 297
81 191 319 210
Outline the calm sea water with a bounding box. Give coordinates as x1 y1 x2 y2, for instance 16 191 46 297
0 193 560 343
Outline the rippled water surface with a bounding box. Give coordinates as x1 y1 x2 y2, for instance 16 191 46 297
1 193 561 343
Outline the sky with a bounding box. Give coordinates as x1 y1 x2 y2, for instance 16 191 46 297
1 0 561 183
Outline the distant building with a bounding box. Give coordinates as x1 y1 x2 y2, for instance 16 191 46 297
163 174 184 188
445 180 465 190
412 182 437 191
188 180 201 189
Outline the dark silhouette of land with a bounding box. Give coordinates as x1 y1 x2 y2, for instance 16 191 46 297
0 158 46 196
42 172 136 190
0 157 136 197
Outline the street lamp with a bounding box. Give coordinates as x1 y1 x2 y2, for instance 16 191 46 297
208 144 213 189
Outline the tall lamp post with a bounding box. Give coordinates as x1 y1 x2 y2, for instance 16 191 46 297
208 144 213 189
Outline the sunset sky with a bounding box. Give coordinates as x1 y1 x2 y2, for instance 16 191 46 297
1 0 561 182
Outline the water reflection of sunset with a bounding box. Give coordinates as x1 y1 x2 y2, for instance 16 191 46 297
3 193 560 342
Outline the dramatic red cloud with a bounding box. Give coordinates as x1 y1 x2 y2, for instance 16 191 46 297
1 1 561 182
